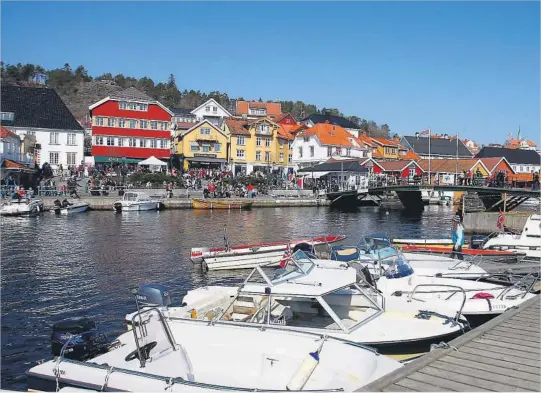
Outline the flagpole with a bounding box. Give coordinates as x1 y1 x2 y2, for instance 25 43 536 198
428 128 431 185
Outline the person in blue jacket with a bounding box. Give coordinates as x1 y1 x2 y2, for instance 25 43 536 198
451 215 465 260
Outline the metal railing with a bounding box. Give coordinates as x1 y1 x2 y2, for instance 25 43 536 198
407 284 467 322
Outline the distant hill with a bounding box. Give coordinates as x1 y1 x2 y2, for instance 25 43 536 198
0 62 391 137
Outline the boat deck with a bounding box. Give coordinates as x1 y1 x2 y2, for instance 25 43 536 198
358 295 540 392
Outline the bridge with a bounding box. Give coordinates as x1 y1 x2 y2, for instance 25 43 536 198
327 184 540 211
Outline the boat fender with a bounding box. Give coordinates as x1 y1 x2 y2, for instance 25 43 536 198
286 351 320 391
190 309 197 319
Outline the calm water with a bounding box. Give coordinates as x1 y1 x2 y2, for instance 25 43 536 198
1 205 455 390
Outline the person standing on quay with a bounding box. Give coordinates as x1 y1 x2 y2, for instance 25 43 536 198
451 215 465 260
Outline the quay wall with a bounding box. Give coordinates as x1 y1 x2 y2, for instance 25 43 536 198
463 211 531 234
40 196 329 210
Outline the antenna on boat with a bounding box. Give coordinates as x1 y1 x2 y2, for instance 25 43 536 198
223 225 230 251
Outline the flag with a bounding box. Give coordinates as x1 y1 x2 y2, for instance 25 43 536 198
419 129 430 136
279 243 292 268
497 210 505 230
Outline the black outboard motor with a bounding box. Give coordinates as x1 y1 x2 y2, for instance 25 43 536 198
136 284 172 307
51 317 109 361
470 234 488 249
292 242 316 258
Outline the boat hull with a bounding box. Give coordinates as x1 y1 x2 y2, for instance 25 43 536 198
192 198 252 210
60 203 89 215
113 201 161 212
0 200 44 216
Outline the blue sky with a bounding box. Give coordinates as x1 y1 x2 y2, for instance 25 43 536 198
1 1 539 145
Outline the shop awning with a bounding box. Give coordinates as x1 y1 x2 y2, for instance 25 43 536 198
187 157 227 164
93 156 144 164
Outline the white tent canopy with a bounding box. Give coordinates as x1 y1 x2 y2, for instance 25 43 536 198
137 156 168 166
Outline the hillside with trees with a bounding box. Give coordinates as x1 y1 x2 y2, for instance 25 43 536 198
1 62 390 137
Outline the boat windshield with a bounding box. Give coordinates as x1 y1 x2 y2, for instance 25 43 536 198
382 255 414 279
359 233 392 251
272 250 315 283
218 285 379 333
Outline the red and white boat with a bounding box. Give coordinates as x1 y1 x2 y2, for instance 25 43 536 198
191 235 346 271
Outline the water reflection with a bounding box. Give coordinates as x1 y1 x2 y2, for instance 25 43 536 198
1 205 455 390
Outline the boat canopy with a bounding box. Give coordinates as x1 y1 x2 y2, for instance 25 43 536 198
123 192 151 201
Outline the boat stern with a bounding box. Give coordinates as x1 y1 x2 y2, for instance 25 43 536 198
190 248 209 263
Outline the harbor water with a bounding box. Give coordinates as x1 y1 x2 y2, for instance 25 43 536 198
1 205 457 390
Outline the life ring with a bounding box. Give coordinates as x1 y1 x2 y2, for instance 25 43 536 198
124 341 157 362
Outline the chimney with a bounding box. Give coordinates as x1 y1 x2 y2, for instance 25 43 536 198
393 135 400 143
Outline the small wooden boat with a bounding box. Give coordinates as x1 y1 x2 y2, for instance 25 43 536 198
192 198 253 210
191 234 347 271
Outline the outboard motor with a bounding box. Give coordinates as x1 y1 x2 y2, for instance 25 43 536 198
470 234 488 249
51 317 109 361
292 242 316 258
136 284 172 308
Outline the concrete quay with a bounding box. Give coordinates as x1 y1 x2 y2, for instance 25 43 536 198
40 195 329 210
463 211 533 234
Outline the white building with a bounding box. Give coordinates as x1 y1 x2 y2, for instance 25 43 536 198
172 99 232 128
291 122 367 169
1 85 85 170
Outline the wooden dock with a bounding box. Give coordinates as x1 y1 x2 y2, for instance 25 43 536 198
359 295 540 392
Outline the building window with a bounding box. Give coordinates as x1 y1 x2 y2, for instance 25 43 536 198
279 140 284 148
256 137 262 146
151 121 158 130
67 133 77 146
0 112 14 121
140 120 148 129
265 138 271 147
49 151 59 165
346 148 351 157
50 132 59 145
520 166 524 172
205 106 210 112
119 101 127 110
106 137 115 146
256 151 261 161
336 147 342 156
237 149 245 159
265 151 270 162
327 147 332 157
128 138 136 147
409 167 416 177
392 148 397 155
303 137 309 142
288 141 292 149
310 146 314 157
66 152 76 166
107 118 115 127
280 152 284 161
191 142 199 152
200 127 211 135
139 139 146 148
139 103 148 111
118 138 124 147
95 136 103 145
202 143 211 152
288 153 292 163
96 117 104 126
236 136 245 146
130 119 137 128
286 118 291 124
150 139 157 148
213 106 218 112
214 143 221 152
160 122 168 130
385 147 390 155
118 118 126 128
298 146 303 158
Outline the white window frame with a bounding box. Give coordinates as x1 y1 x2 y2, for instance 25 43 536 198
150 139 157 148
191 142 199 152
202 143 211 152
129 119 137 129
151 121 158 130
66 152 77 166
67 133 77 146
265 151 271 162
96 117 104 126
128 138 136 147
265 138 271 147
256 137 262 146
280 152 284 161
118 138 124 147
107 118 116 127
237 149 245 159
140 120 148 129
95 136 104 145
49 151 59 165
118 118 126 128
200 127 211 135
310 146 314 157
50 132 59 145
139 139 146 148
106 137 115 146
256 151 261 161
237 136 245 146
214 143 221 152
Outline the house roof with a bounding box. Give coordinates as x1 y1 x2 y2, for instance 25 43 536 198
477 157 512 174
110 87 154 102
1 159 26 169
236 101 282 117
277 124 298 140
191 98 232 117
298 123 363 148
475 146 541 165
175 121 198 130
402 135 473 157
506 138 537 148
401 150 420 160
298 160 369 173
301 113 361 129
377 160 421 172
224 118 250 136
170 107 195 116
1 85 83 131
358 135 377 148
182 119 227 138
371 137 402 147
417 158 484 174
275 113 297 124
0 125 19 140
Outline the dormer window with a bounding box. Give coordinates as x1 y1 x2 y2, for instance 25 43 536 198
0 112 14 121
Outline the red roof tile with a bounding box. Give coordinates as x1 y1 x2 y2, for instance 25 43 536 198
224 118 250 136
299 123 364 148
236 101 282 117
0 126 18 139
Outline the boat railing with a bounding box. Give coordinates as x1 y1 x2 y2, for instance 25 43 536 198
52 357 345 392
407 284 467 323
129 306 177 368
496 273 539 300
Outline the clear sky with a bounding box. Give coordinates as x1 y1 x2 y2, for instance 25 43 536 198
1 1 539 145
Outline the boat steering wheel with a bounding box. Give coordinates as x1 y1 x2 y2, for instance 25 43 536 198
125 341 157 362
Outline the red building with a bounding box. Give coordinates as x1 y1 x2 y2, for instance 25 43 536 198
89 87 173 164
275 113 298 125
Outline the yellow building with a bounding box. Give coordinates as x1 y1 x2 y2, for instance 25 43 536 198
175 120 229 170
223 117 293 176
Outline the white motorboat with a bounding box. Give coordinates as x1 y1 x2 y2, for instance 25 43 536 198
330 234 489 280
126 252 469 361
113 191 164 213
50 199 89 215
0 197 44 216
190 232 346 271
26 306 402 392
482 214 541 260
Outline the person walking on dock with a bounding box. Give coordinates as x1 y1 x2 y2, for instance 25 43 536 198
451 215 465 260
